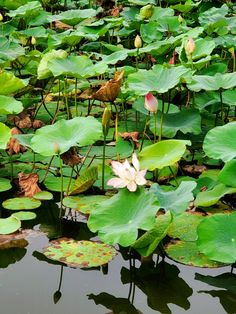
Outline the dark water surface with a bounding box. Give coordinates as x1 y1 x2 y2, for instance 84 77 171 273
0 202 235 314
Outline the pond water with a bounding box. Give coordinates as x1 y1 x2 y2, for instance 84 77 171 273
0 200 235 314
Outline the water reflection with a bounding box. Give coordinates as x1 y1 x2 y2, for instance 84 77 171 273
195 272 236 314
0 247 26 268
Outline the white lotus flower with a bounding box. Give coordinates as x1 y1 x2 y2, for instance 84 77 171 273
107 153 147 192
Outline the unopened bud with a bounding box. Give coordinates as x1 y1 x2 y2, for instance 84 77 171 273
102 107 111 136
140 4 154 20
178 15 183 23
31 36 36 45
134 35 142 49
0 13 3 22
185 38 196 55
144 92 158 113
53 142 60 154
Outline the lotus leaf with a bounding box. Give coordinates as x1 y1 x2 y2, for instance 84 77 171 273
44 176 75 193
195 183 236 207
12 211 37 221
48 8 97 26
0 122 11 149
168 212 204 241
165 240 224 268
219 160 236 187
0 95 23 115
0 71 26 95
0 178 12 192
63 195 110 214
2 197 41 210
43 238 117 268
139 140 191 170
0 38 25 63
68 167 98 195
197 212 236 263
126 65 190 95
132 211 172 256
149 109 201 138
203 122 236 162
0 216 21 235
30 116 102 156
7 1 42 18
33 191 53 200
150 181 196 215
88 188 159 247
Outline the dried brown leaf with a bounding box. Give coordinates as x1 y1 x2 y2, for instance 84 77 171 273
32 119 44 129
54 20 73 30
182 164 207 176
14 112 32 129
119 131 139 148
7 127 26 155
61 147 83 166
18 172 41 197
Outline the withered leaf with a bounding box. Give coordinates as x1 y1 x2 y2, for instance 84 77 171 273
182 164 207 176
14 112 32 129
7 127 27 155
61 147 83 166
54 20 73 30
32 119 44 129
119 131 139 148
18 172 41 197
0 229 43 250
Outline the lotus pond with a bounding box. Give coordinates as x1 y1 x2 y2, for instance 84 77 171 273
0 0 236 312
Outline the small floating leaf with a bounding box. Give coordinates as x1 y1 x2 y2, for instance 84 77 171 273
43 238 117 268
33 191 53 200
0 216 21 235
0 178 12 192
12 211 37 221
63 195 109 214
2 197 41 210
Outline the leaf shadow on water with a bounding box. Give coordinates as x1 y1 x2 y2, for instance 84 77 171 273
121 259 193 314
0 247 27 268
195 272 236 314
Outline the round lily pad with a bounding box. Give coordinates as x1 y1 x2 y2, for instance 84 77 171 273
197 212 236 264
165 240 224 268
43 238 117 268
63 195 110 214
168 212 205 241
12 211 37 221
0 216 21 235
2 197 41 210
0 178 12 192
33 191 53 200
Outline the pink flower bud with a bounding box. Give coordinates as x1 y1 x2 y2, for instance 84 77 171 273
144 92 158 113
185 38 195 55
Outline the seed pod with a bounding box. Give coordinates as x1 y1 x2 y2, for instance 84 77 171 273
134 35 142 49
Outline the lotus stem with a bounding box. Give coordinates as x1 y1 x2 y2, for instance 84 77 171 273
75 78 78 116
41 155 54 183
59 155 64 218
64 76 70 120
158 96 165 141
66 166 74 196
102 134 106 190
219 89 224 123
139 112 150 152
153 111 157 143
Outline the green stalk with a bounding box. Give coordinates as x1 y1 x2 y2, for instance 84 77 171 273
158 96 165 141
75 78 78 116
139 112 150 152
102 133 106 190
219 89 224 123
59 155 64 219
64 76 70 120
66 166 74 196
153 111 157 143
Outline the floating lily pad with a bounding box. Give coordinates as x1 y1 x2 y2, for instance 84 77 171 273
69 167 98 195
139 140 191 170
165 240 224 268
33 191 53 200
63 195 109 214
43 238 117 268
44 176 75 192
88 188 159 247
168 212 204 241
0 216 21 235
203 122 236 162
12 211 37 221
2 197 41 210
197 212 236 264
0 178 12 192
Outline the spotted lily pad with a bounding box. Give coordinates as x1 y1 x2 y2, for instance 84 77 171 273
33 191 53 200
0 216 21 235
12 211 37 221
43 238 117 268
63 195 110 214
165 240 224 268
0 178 12 192
2 197 41 210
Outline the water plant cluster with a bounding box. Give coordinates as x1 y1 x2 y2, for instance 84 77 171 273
0 0 236 271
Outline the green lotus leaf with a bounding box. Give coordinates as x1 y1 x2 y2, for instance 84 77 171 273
165 240 224 268
0 122 11 149
0 216 21 235
132 211 172 256
2 197 41 210
0 95 23 115
195 183 236 207
126 65 190 95
102 50 129 65
7 0 42 18
33 191 53 200
0 37 25 63
203 122 236 162
197 212 236 264
219 160 236 187
44 176 75 192
168 212 204 241
88 188 159 247
139 140 191 170
140 21 163 43
12 211 37 221
37 49 67 80
0 71 26 95
149 109 201 138
30 116 102 156
151 181 197 215
43 238 117 268
188 72 236 92
48 8 97 26
63 195 110 214
68 167 98 195
0 0 29 10
48 55 107 78
0 178 12 192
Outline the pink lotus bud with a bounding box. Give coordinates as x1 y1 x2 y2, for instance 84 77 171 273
144 92 158 113
185 38 195 55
